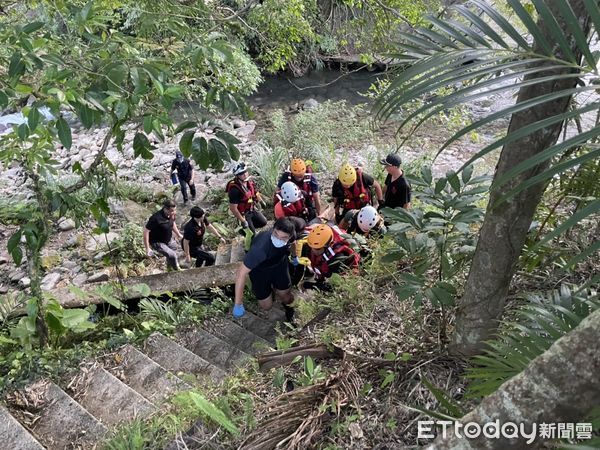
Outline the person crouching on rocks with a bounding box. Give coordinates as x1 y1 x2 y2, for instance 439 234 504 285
144 199 183 271
182 206 226 268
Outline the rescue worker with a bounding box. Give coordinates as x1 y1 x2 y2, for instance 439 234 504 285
232 218 297 322
298 224 360 291
276 158 322 221
182 206 227 268
332 163 383 224
171 151 196 204
226 162 267 234
339 205 386 236
143 199 183 271
274 181 310 221
380 153 411 210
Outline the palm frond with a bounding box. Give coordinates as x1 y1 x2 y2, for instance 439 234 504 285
138 298 178 325
374 0 600 209
0 293 24 325
466 285 600 398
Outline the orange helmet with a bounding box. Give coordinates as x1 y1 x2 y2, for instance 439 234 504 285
338 163 356 186
307 224 334 249
290 158 306 177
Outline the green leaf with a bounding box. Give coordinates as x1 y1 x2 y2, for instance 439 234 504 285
22 21 45 34
143 115 153 134
8 52 25 79
179 392 240 436
114 101 128 120
57 118 72 150
133 132 154 159
131 283 151 297
461 164 473 184
446 171 461 193
421 377 464 418
8 231 23 266
434 177 447 194
191 137 210 170
27 107 40 131
0 90 8 109
107 63 128 89
179 131 194 157
174 121 197 134
17 123 29 141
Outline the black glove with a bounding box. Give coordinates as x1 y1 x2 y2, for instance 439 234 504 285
377 200 385 211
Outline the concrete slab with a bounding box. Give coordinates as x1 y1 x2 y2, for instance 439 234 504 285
0 406 45 450
203 318 273 355
12 380 106 449
108 345 188 403
176 328 251 371
74 367 154 426
143 332 226 382
233 311 278 344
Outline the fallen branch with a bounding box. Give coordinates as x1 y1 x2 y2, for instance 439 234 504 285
257 343 344 372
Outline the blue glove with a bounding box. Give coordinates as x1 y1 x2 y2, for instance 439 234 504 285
291 256 299 266
233 304 245 318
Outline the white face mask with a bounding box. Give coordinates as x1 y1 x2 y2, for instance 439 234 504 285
271 234 288 248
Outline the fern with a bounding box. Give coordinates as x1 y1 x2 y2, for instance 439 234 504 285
466 285 600 398
0 293 24 325
138 298 178 325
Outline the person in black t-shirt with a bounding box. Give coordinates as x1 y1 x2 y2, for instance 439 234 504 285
380 153 411 209
182 206 227 268
232 218 296 321
144 199 184 271
171 151 196 204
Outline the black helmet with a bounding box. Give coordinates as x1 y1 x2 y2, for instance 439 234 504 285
380 153 402 167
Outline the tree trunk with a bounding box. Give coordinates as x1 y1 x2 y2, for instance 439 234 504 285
427 308 600 449
451 0 592 356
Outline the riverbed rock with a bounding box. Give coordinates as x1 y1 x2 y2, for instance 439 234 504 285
85 232 119 252
301 98 319 110
18 277 31 288
9 270 26 283
114 200 153 225
41 272 62 291
234 123 256 138
88 271 109 283
0 284 8 294
41 254 62 270
72 273 88 286
232 119 245 129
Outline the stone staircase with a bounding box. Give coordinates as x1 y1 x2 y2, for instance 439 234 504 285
1 310 279 449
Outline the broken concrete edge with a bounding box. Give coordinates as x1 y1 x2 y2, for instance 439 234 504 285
8 262 241 314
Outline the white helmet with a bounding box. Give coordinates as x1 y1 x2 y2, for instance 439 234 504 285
357 205 379 232
232 162 247 176
280 181 302 203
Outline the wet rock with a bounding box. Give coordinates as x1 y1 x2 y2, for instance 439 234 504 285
87 271 109 283
41 272 61 291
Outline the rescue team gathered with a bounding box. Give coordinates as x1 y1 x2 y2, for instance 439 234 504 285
144 152 412 322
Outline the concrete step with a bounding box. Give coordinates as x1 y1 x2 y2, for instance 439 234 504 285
203 317 273 355
9 380 106 449
229 239 246 263
72 366 154 427
214 243 232 265
0 405 45 450
233 310 278 344
143 332 226 383
107 344 188 403
176 327 251 371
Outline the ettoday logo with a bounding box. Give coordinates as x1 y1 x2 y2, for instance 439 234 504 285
418 420 593 444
